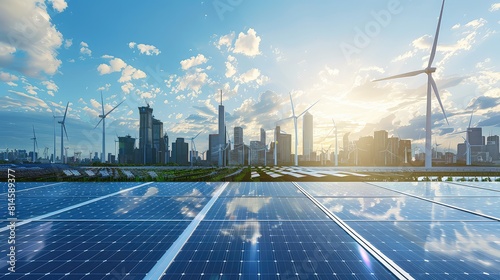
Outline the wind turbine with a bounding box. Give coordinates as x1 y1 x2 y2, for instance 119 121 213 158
452 109 475 165
373 0 449 169
94 92 124 163
51 108 62 163
189 131 201 167
283 92 319 166
31 125 38 163
58 102 69 164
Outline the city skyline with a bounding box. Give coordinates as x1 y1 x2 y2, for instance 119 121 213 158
1 1 500 158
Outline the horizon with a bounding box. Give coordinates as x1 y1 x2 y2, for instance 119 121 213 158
1 0 500 158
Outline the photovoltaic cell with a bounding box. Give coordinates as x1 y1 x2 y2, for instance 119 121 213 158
347 221 500 278
49 195 210 220
0 221 189 279
317 196 491 221
428 197 500 219
1 197 98 219
299 182 403 197
371 182 500 197
221 182 304 197
204 197 330 221
164 221 396 279
123 182 221 197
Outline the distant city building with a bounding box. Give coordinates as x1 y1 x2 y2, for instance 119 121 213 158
303 112 313 161
218 91 225 167
260 128 266 145
342 132 350 164
386 137 399 165
486 135 499 160
171 138 189 165
276 126 291 165
208 134 219 165
118 135 136 164
468 127 482 146
164 133 170 164
399 139 412 164
374 130 388 166
138 105 153 164
357 136 374 166
152 117 165 164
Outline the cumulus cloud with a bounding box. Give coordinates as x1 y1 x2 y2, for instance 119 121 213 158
225 55 237 78
216 32 235 50
129 42 161 55
119 65 146 83
97 58 127 75
238 68 261 83
176 72 209 96
97 56 146 83
80 41 92 56
48 0 68 13
0 0 64 76
64 39 72 49
180 54 208 70
42 80 58 96
0 71 19 82
233 28 261 57
121 82 134 94
489 3 500 12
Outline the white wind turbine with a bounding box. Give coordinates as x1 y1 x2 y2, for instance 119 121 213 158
94 92 124 163
373 0 449 169
190 131 201 167
58 102 69 164
31 125 38 163
452 109 475 165
283 92 319 166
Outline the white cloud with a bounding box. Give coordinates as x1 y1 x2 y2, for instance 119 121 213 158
489 3 500 12
180 54 208 70
238 68 261 83
48 0 68 13
225 55 237 78
119 65 146 83
101 54 114 59
97 58 127 75
7 90 49 110
6 82 17 87
97 83 111 91
176 113 183 119
80 41 92 56
128 42 160 55
176 72 209 95
24 84 39 95
42 80 58 93
0 0 63 76
64 39 73 49
233 28 261 57
121 82 134 94
0 71 19 82
216 32 235 50
127 110 133 116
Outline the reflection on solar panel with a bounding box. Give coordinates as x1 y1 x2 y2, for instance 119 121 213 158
0 181 499 279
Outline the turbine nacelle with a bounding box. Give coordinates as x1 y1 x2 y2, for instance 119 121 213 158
425 67 437 74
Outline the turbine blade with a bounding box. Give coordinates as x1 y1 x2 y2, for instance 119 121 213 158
372 70 426 82
297 99 319 118
100 91 105 116
278 116 294 123
430 76 449 125
468 109 474 128
94 118 103 129
63 124 69 140
104 100 124 117
62 102 69 122
428 0 446 68
289 92 296 117
332 119 336 128
194 131 202 139
33 125 36 137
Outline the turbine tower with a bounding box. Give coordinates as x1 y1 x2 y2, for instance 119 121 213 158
190 131 201 167
58 102 69 164
332 119 338 166
31 125 38 162
284 92 319 166
94 92 124 163
373 0 449 169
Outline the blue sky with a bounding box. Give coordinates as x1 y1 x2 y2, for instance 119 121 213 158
1 0 499 158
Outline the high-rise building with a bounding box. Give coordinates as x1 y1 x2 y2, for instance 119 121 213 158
387 137 399 165
208 134 219 165
303 112 313 161
218 91 225 166
468 128 482 146
164 133 170 164
374 130 388 166
234 127 244 165
118 135 136 164
171 138 189 165
276 126 292 165
152 117 164 164
357 136 374 166
486 135 499 160
342 132 350 164
260 128 266 145
138 105 153 164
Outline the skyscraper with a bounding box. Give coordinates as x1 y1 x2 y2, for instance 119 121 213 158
171 138 189 165
218 90 225 167
303 111 313 161
468 127 482 145
138 105 153 164
260 128 266 145
208 134 219 165
276 126 292 165
234 127 244 164
486 135 499 160
374 130 388 166
152 117 164 164
118 135 136 164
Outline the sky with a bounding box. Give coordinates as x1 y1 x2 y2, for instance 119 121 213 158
0 0 499 159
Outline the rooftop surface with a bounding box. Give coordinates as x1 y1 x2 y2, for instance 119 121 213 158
1 181 499 279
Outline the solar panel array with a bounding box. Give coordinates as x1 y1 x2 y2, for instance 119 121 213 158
1 181 499 279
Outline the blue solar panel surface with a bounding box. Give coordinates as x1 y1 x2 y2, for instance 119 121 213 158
1 181 499 279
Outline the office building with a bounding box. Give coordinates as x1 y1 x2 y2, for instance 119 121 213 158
303 112 313 161
118 135 136 164
399 139 412 164
260 128 266 145
218 91 225 166
374 130 388 166
152 117 165 164
208 134 219 165
486 135 499 160
468 128 482 146
276 126 292 165
171 138 189 165
138 105 153 164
